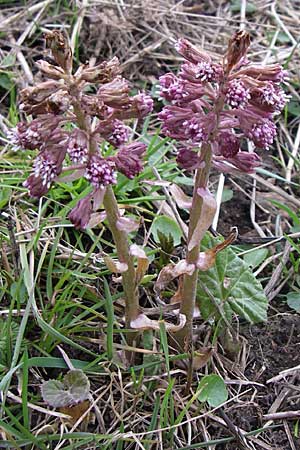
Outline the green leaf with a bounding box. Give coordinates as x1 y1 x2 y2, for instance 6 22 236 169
230 0 256 14
286 292 300 312
41 369 90 407
288 99 300 117
0 72 12 90
151 215 182 246
0 187 12 208
197 233 268 323
198 374 228 407
0 53 16 68
221 188 233 203
243 248 268 269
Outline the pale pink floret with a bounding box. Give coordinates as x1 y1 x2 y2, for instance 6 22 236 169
225 79 251 109
85 156 117 189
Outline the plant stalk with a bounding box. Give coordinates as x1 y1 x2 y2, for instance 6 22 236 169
103 186 140 329
174 143 212 351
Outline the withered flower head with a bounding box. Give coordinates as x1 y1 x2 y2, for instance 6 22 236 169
45 30 72 73
226 30 251 72
80 57 121 84
10 29 152 202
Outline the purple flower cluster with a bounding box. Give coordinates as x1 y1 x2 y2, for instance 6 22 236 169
159 32 288 173
85 156 117 189
8 30 153 227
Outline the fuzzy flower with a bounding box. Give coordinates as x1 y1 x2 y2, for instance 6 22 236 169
67 129 89 163
134 93 154 117
114 142 146 179
85 155 117 189
216 131 240 157
252 83 289 113
183 117 208 144
24 144 67 197
97 119 130 147
159 73 187 103
247 119 277 149
225 79 250 109
176 148 204 170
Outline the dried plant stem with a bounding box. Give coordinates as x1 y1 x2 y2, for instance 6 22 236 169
175 144 212 351
103 187 139 328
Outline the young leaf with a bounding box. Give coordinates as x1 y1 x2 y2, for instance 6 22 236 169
243 248 268 269
197 233 268 323
198 374 228 407
151 215 183 246
41 369 90 408
286 291 300 312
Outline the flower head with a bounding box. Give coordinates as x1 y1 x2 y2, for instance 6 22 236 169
85 156 117 189
225 79 250 109
24 143 67 197
247 119 277 149
114 142 146 179
67 129 89 163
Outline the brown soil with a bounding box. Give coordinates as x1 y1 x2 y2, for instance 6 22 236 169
216 313 300 450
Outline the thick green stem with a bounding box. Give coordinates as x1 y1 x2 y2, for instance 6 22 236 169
174 144 212 351
103 187 139 328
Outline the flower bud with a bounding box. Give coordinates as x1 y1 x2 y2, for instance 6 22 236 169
235 64 288 82
226 30 251 72
176 148 204 170
114 142 146 179
69 195 93 229
80 57 121 83
97 77 130 108
35 60 65 80
175 38 211 64
216 132 240 157
45 30 72 73
20 81 63 105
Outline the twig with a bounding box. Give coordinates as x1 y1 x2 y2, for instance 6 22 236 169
263 410 300 421
264 240 292 299
286 122 300 183
250 174 300 209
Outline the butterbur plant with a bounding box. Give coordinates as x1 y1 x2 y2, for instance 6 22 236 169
10 30 287 366
9 30 153 337
158 30 288 349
